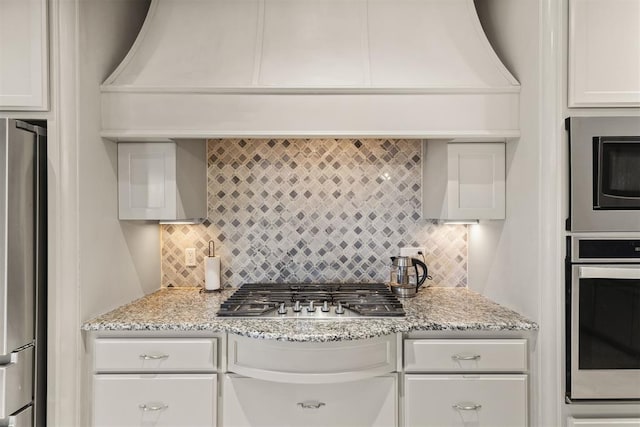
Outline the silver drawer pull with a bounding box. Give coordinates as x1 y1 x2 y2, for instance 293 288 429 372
139 403 169 412
139 353 169 360
451 353 481 361
297 401 326 409
452 403 482 411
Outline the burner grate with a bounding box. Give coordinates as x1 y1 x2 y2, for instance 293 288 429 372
217 282 405 318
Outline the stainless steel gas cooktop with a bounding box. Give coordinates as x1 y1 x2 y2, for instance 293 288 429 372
217 283 405 318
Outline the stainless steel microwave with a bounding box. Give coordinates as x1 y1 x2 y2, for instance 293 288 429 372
567 117 640 232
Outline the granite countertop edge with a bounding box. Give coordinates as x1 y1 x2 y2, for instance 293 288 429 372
81 287 539 342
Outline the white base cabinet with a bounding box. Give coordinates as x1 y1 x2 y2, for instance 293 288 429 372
405 375 527 427
403 337 528 427
94 374 217 427
87 333 532 427
90 336 219 427
222 374 397 427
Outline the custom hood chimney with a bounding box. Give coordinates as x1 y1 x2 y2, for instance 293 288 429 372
101 0 520 140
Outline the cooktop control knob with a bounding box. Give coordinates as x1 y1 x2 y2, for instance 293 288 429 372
321 301 330 312
277 302 287 315
307 300 316 312
335 302 345 314
293 301 302 312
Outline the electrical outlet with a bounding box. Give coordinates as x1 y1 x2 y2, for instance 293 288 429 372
185 248 196 267
400 247 426 258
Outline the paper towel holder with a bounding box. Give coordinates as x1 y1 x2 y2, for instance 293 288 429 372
203 240 222 293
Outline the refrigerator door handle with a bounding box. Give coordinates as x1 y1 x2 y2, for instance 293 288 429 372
0 346 34 419
6 404 33 427
578 266 640 280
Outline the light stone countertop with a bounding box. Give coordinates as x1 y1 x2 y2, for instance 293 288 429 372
82 286 538 342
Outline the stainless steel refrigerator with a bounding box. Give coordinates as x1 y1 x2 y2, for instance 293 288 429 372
0 119 46 427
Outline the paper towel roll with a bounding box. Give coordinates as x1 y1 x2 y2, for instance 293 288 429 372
205 256 221 291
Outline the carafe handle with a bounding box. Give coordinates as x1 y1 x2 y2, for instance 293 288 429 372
412 257 429 289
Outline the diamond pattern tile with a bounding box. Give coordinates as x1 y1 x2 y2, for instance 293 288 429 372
161 139 467 288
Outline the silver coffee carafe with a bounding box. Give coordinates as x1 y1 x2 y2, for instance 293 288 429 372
389 256 430 298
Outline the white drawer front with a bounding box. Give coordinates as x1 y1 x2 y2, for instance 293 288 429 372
223 374 397 427
94 338 216 373
93 374 216 427
228 334 396 383
405 375 527 427
404 339 527 372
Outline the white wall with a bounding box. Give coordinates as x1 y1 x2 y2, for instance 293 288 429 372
471 0 540 324
77 0 156 322
76 0 156 424
471 1 543 425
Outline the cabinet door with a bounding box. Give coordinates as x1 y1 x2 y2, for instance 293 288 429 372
223 374 397 427
569 0 640 107
93 374 216 427
447 143 505 220
118 143 177 220
0 0 47 110
405 375 527 427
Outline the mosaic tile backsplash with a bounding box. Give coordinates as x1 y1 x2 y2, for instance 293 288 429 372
161 139 467 288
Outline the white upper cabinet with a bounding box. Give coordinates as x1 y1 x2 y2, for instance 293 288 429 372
569 0 640 107
423 141 506 221
0 0 48 111
117 141 207 221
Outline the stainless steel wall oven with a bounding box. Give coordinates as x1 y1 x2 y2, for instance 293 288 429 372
566 236 640 401
567 116 640 232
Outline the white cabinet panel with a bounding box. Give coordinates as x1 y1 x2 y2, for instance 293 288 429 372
117 141 206 220
423 141 505 220
0 0 47 110
93 374 216 427
223 374 397 427
569 0 640 107
405 375 527 427
260 0 366 86
447 143 505 219
94 338 217 373
404 339 527 373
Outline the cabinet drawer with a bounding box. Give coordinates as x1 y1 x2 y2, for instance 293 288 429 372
228 334 396 383
93 374 216 427
405 375 527 427
94 338 216 373
404 339 527 372
223 374 396 427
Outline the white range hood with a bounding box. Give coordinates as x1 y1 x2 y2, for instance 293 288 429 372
101 0 520 140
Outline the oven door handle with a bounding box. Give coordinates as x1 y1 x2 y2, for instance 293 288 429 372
579 266 640 280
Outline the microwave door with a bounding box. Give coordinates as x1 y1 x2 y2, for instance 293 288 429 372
571 265 640 400
597 138 640 208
